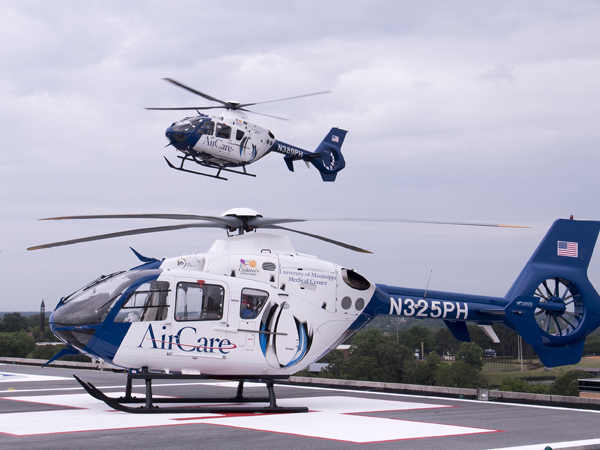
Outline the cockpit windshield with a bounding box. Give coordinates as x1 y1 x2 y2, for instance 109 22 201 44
52 269 162 326
171 117 202 133
62 271 126 305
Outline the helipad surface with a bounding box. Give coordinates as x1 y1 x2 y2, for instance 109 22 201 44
1 363 599 450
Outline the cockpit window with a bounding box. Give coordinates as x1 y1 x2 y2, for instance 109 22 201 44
198 120 214 135
175 282 224 321
240 288 268 320
215 123 231 139
235 129 245 141
114 280 170 323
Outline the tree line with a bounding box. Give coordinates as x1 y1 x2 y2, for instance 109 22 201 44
301 328 489 389
366 318 539 360
0 312 88 361
365 317 600 359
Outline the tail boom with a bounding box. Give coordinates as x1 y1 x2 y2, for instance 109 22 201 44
369 219 600 367
274 128 347 182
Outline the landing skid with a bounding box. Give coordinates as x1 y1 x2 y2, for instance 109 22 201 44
164 155 257 181
74 373 308 414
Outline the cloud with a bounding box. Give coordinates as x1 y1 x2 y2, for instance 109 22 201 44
480 64 517 84
2 1 600 310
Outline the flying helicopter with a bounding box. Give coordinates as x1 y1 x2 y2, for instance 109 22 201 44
147 78 346 181
28 209 600 413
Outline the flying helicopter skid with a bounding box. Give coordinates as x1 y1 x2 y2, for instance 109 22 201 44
164 154 256 181
74 374 307 414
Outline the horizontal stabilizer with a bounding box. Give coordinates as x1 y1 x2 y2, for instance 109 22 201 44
444 320 471 342
284 155 295 172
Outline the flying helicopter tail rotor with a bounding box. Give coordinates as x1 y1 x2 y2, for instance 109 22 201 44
311 128 347 182
279 128 347 182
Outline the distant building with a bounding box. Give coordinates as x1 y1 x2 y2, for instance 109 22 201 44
40 300 45 333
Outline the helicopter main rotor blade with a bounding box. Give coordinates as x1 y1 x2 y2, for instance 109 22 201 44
149 79 329 118
27 223 223 251
263 225 372 254
338 218 528 228
145 106 227 111
145 105 291 120
30 209 528 252
40 214 242 228
237 108 290 121
237 91 331 109
247 217 307 228
263 217 529 228
250 215 528 229
161 78 229 107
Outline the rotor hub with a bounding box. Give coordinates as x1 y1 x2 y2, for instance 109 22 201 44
221 207 262 218
220 208 262 234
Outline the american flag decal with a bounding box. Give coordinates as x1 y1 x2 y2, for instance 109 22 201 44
558 241 578 258
331 135 339 143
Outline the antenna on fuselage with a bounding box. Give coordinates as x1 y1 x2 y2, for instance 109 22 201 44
423 270 433 300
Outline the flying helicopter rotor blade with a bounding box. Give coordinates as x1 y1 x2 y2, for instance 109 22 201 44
161 78 230 107
263 225 372 254
39 214 242 228
145 106 228 111
148 80 329 117
27 223 224 251
236 91 331 109
237 108 290 121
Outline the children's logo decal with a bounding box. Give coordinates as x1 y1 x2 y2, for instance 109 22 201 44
239 259 259 275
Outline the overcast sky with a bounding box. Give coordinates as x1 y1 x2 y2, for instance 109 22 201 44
2 1 600 312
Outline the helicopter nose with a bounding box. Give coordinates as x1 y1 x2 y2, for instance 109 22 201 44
49 309 97 352
165 126 189 147
166 124 200 151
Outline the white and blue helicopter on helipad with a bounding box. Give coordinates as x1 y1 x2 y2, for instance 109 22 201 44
28 209 600 413
147 79 346 181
